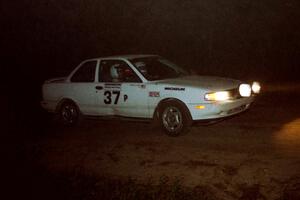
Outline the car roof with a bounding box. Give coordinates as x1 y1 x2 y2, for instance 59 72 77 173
92 54 158 60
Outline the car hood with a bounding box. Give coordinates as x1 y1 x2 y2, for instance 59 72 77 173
155 75 242 91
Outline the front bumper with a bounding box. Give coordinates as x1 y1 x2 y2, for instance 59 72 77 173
187 96 255 120
40 100 57 113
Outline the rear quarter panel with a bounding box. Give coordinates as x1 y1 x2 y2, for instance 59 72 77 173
42 83 71 112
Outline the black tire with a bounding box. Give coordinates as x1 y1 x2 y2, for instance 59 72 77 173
151 106 160 126
158 101 192 136
58 100 80 126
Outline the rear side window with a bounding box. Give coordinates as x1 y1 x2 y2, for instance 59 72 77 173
71 61 97 82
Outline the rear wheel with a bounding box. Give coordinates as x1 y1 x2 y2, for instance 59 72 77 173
59 101 79 126
159 101 192 136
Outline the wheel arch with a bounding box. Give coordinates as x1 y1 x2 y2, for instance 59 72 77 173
153 98 192 120
55 98 80 113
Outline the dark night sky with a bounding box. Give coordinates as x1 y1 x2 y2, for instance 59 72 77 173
2 0 300 84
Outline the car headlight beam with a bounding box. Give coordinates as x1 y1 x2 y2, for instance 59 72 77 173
205 91 230 101
239 84 251 97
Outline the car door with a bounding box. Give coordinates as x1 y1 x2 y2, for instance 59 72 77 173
68 60 101 116
98 59 149 118
120 82 150 118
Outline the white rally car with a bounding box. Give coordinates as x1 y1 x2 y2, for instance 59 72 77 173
41 55 261 136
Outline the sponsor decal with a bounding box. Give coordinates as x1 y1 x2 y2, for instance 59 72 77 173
164 87 185 91
149 91 160 97
104 83 121 89
129 84 146 89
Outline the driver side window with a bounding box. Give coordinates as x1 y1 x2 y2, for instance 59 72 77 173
99 60 141 83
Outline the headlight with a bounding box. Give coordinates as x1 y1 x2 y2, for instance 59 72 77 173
205 91 230 101
251 81 261 94
239 84 251 97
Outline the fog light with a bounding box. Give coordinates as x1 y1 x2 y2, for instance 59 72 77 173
252 81 261 94
239 84 251 97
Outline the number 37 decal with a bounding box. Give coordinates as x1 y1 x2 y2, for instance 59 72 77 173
104 91 120 104
104 91 128 104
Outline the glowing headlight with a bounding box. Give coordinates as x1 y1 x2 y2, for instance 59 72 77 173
205 91 230 101
239 84 251 97
251 81 261 94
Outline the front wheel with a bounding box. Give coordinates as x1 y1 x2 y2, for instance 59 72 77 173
159 101 192 136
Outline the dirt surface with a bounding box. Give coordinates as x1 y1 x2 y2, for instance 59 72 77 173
15 85 300 199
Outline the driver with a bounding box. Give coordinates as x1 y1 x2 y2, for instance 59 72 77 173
110 64 124 82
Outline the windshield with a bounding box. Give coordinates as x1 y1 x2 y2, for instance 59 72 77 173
129 57 189 81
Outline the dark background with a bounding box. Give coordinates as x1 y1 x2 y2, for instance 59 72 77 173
2 0 300 131
3 0 300 131
3 0 300 82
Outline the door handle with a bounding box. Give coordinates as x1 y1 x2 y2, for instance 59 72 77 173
95 86 103 90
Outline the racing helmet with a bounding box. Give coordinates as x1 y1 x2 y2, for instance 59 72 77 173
110 64 122 79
